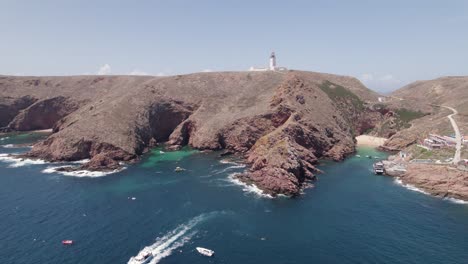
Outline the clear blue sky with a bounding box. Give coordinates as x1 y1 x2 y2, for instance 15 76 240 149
1 0 467 93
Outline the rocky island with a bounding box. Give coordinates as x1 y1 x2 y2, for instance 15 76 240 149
0 71 426 196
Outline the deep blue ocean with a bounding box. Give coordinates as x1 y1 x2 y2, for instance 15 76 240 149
1 132 468 264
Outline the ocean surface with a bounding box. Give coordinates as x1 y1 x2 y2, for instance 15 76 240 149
1 132 468 264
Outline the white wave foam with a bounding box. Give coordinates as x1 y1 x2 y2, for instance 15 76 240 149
225 164 246 170
70 159 90 164
395 178 468 205
394 178 429 195
219 159 239 165
42 165 125 177
0 144 31 149
0 154 47 168
0 137 9 141
129 213 213 264
227 173 273 199
444 197 468 205
212 164 246 175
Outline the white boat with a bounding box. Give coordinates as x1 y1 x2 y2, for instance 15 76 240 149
373 161 385 175
128 247 154 264
196 247 214 257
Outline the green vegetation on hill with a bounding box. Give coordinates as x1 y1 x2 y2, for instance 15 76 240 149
393 108 426 129
395 108 426 123
319 81 364 110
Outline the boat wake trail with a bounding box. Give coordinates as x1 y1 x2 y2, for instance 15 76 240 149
128 213 216 264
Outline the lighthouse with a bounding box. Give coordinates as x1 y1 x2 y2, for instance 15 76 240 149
248 52 287 71
269 52 277 71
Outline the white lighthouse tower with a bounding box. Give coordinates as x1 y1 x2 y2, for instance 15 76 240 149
249 52 286 72
269 52 277 71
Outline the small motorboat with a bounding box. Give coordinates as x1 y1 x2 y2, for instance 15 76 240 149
128 247 154 264
174 166 185 172
196 247 214 257
62 240 73 245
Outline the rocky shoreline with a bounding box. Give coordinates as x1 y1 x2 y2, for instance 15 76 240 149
382 158 468 202
0 71 406 196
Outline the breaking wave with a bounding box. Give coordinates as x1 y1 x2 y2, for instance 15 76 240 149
444 197 468 205
128 213 216 264
0 137 9 141
211 164 246 176
42 165 125 177
395 178 468 205
70 159 90 164
219 159 240 165
227 173 273 199
0 153 47 168
394 178 429 195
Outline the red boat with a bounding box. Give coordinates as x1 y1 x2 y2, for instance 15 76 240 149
62 240 74 245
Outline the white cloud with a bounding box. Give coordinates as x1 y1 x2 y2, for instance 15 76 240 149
202 69 213 72
359 73 401 84
379 74 396 82
97 64 111 75
359 73 403 93
129 69 149 76
360 73 374 82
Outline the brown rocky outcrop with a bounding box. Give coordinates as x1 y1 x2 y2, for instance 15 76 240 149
80 153 121 171
8 96 82 131
0 71 388 196
0 96 36 128
397 164 468 201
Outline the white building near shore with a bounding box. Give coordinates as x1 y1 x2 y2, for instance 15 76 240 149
249 52 288 72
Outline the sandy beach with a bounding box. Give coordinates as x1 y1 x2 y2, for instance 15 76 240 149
356 135 387 147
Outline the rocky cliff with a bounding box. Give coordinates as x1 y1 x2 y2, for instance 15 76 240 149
382 76 468 151
0 71 386 196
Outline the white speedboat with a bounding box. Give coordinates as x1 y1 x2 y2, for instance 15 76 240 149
174 166 185 172
128 247 154 264
196 247 214 257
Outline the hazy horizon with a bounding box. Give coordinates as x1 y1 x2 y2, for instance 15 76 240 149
1 0 467 93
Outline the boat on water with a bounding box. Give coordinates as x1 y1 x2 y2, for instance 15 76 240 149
373 161 385 175
196 247 214 257
128 247 154 264
174 166 185 172
62 240 73 245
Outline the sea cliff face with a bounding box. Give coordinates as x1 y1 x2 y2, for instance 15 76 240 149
0 71 388 196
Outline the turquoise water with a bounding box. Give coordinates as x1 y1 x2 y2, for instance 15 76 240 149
1 134 468 264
